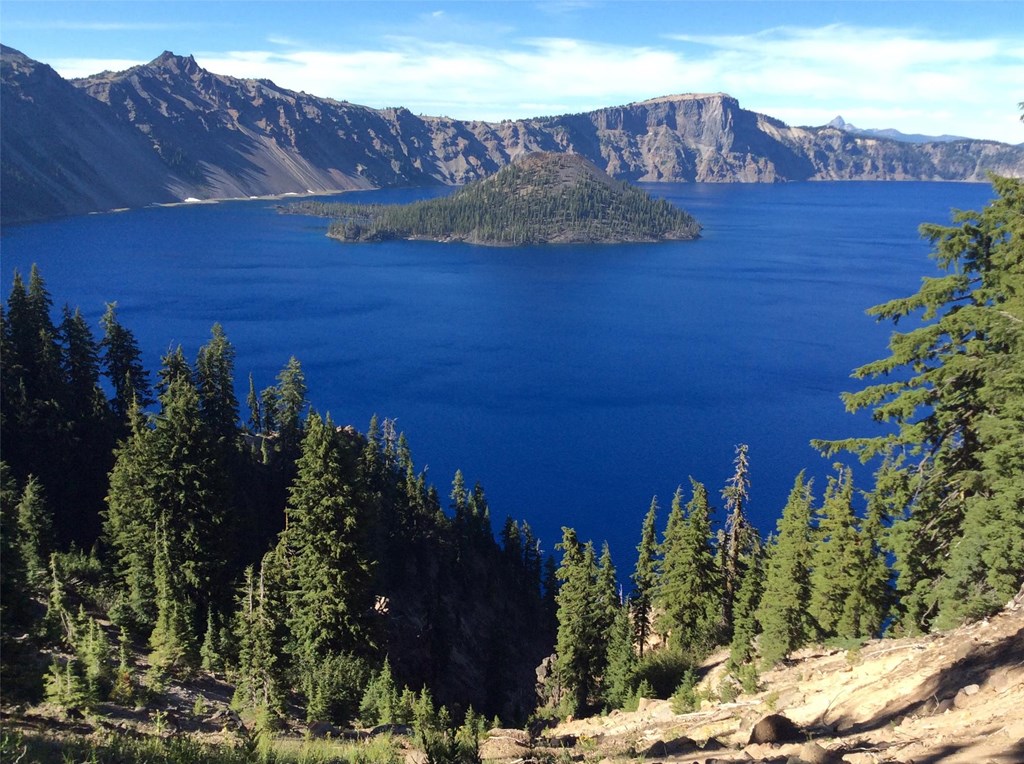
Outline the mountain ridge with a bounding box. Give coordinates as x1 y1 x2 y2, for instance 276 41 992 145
3 46 1023 224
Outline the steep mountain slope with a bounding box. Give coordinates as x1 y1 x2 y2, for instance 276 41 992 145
3 47 1023 224
0 45 181 223
489 596 1024 763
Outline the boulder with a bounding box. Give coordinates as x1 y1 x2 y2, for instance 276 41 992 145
795 740 841 764
642 736 696 757
748 713 802 744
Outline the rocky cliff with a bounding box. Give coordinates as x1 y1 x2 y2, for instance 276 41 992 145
3 46 1022 224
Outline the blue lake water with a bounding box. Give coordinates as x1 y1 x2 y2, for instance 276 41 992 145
1 181 996 569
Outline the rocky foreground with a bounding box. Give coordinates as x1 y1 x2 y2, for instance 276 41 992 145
480 598 1024 764
2 597 1020 762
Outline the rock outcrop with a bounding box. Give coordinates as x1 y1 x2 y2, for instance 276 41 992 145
3 46 1023 224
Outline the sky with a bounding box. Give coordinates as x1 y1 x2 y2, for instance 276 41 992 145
2 1 1022 144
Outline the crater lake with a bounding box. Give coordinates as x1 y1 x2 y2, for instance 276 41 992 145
1 181 997 568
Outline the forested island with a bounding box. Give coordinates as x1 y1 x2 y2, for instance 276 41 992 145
289 153 702 246
0 178 1021 762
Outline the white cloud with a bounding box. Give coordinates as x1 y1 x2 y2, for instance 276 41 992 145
48 24 1024 143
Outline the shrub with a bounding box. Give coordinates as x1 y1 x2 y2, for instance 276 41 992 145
669 670 701 714
634 647 692 699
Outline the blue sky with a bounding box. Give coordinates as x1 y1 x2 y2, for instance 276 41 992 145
3 1 1022 143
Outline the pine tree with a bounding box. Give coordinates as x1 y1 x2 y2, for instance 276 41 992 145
756 473 816 666
631 497 659 658
816 176 1024 631
655 481 721 655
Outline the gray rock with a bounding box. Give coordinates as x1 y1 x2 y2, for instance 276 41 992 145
643 736 696 757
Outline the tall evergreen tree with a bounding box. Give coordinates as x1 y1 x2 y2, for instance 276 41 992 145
104 400 159 630
631 497 659 658
16 475 53 585
816 176 1024 631
281 412 377 712
602 602 638 709
807 466 861 639
195 323 240 442
554 527 603 716
721 444 753 635
100 302 153 421
0 464 32 648
274 356 308 453
756 473 816 666
655 481 721 655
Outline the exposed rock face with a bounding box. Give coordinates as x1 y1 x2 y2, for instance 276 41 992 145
3 47 1023 224
0 45 179 222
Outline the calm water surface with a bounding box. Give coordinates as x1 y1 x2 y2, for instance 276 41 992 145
1 181 996 566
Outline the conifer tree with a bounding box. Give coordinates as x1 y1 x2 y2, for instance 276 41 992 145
729 541 764 671
100 302 153 421
756 473 816 666
274 356 308 453
232 564 283 724
0 464 32 646
807 466 860 639
631 497 659 657
816 176 1024 631
602 603 638 709
59 305 105 421
195 323 240 442
655 481 721 655
554 527 603 716
16 475 53 585
281 412 377 715
721 444 753 635
246 373 261 433
837 491 891 639
104 400 159 630
596 541 619 639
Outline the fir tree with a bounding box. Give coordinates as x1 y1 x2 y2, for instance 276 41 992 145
100 302 153 421
195 323 240 442
756 473 816 666
281 412 377 715
0 463 32 646
16 474 53 585
721 444 753 636
232 564 284 724
816 176 1024 631
104 400 159 630
554 527 603 716
246 373 261 433
729 542 764 671
631 497 659 658
655 481 721 655
602 603 638 709
807 466 860 639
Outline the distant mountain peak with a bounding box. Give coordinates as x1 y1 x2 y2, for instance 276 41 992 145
147 50 201 75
